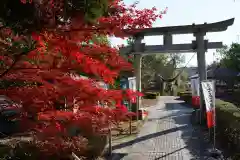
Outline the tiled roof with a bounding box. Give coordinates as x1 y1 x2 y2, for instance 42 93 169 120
189 67 240 79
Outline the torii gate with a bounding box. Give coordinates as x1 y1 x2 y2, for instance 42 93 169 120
120 18 234 122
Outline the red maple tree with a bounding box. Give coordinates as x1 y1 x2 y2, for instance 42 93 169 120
0 0 166 158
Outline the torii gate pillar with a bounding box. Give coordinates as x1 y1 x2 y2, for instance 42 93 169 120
133 36 144 121
195 32 207 124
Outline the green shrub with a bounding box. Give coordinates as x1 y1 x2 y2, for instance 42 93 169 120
131 103 137 112
178 91 191 97
172 87 178 96
143 92 160 99
215 99 240 156
160 91 167 96
178 91 192 104
175 87 186 96
182 95 191 104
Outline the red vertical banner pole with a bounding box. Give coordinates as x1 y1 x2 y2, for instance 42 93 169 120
201 80 216 149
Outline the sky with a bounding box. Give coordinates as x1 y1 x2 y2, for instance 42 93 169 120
110 0 240 67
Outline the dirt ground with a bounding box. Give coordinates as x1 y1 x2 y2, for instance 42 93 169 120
111 120 140 138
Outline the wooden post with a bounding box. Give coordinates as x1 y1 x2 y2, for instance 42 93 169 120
108 124 112 156
129 117 132 135
163 32 173 47
129 102 132 135
195 32 207 124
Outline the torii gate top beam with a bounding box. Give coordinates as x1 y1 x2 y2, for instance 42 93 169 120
124 18 234 37
120 18 235 55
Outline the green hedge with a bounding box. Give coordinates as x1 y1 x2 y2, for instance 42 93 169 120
178 91 192 104
143 92 160 99
175 87 186 96
178 91 191 97
215 99 240 158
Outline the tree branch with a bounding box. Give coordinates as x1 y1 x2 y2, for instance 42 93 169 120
0 49 34 78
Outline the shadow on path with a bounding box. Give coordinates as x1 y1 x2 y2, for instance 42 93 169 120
165 102 211 159
105 153 127 160
109 98 218 160
154 146 187 160
147 113 187 122
112 125 189 151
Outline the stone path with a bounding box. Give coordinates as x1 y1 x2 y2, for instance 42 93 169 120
111 96 211 160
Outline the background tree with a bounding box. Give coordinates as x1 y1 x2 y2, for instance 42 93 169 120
141 53 185 92
218 43 240 72
210 43 240 92
141 54 168 89
123 37 185 92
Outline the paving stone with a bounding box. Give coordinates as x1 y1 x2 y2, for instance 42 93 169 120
111 96 211 160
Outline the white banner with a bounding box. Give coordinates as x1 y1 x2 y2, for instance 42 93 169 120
128 77 136 91
201 80 216 128
190 78 200 96
201 80 215 112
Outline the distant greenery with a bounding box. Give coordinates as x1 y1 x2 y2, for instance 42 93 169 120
217 43 240 72
123 38 187 94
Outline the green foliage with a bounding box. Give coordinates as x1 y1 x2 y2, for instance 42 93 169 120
175 87 187 95
141 53 185 90
90 35 110 45
123 37 186 91
84 0 110 23
178 91 191 96
178 91 191 103
218 43 240 72
174 71 189 95
215 99 240 155
160 91 169 96
110 77 120 89
143 92 160 99
179 70 188 82
141 54 168 89
126 37 134 46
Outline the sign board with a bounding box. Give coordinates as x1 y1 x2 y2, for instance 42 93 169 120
190 78 200 96
120 78 128 90
128 77 136 91
201 80 216 128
